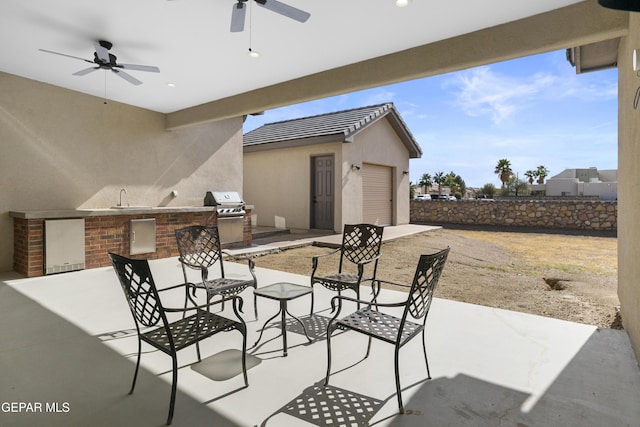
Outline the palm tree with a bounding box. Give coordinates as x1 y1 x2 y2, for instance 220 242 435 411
495 159 513 188
536 165 550 184
524 170 536 184
418 173 432 193
433 171 445 194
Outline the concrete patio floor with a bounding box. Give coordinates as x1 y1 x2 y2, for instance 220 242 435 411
1 226 640 426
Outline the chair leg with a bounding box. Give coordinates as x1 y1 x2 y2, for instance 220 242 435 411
422 330 431 379
241 327 248 387
167 354 178 425
365 336 373 359
394 346 404 414
182 285 189 319
129 336 142 395
324 326 335 386
309 283 315 315
355 286 361 310
253 292 258 320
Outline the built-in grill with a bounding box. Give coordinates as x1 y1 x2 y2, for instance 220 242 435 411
205 191 246 217
204 191 246 244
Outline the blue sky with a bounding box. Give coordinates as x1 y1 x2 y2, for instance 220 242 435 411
243 50 618 188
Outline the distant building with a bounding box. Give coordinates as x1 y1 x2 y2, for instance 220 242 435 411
532 167 617 200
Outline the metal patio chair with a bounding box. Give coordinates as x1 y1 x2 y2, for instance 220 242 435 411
109 252 248 425
310 224 384 314
175 225 258 319
324 247 450 414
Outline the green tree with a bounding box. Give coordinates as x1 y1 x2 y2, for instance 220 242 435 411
444 173 459 196
444 171 466 198
480 183 497 198
453 174 466 197
494 159 513 188
535 165 550 184
433 171 445 194
501 175 530 196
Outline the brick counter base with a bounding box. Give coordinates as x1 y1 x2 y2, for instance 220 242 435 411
13 209 252 277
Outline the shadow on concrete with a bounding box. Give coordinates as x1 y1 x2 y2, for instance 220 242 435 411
0 283 245 427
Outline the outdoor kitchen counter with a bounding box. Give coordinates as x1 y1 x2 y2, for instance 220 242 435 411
9 205 254 219
11 205 254 278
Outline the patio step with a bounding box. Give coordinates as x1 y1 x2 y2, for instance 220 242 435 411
251 227 291 240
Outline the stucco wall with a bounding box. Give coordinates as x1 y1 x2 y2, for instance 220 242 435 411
0 72 243 273
617 14 640 361
348 119 411 225
410 199 617 231
243 142 343 231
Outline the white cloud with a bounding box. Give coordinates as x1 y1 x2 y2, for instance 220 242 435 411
446 66 557 124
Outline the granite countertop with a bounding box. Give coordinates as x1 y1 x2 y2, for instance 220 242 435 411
9 205 254 220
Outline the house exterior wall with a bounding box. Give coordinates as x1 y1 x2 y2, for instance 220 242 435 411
346 119 411 225
543 168 618 200
617 13 640 361
0 72 244 273
243 142 343 231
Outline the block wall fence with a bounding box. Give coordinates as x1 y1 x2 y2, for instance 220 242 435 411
410 199 617 232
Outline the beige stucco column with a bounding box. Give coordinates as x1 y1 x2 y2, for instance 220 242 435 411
617 12 640 361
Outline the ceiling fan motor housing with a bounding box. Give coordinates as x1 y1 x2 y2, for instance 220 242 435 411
98 40 113 50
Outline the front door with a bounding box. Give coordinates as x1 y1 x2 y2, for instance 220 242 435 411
311 155 334 230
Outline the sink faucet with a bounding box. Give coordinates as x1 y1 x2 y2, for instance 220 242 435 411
119 188 127 207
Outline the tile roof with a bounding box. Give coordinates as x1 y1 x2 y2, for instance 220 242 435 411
243 103 422 158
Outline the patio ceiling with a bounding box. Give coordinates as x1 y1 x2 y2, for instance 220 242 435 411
0 0 585 117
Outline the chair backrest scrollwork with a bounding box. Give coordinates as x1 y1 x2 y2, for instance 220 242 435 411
340 224 384 268
109 253 164 328
406 247 450 320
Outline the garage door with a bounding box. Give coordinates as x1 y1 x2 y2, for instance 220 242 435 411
362 163 393 226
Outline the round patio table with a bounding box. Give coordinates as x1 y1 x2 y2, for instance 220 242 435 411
253 282 313 357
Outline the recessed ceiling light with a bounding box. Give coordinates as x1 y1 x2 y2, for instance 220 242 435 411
395 0 410 7
167 83 176 88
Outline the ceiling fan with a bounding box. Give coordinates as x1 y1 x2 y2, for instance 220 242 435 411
38 40 160 86
230 0 310 32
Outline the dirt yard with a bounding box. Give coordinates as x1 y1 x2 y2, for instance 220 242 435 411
250 227 621 329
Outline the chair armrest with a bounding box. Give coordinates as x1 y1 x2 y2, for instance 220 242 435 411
222 251 257 284
328 294 373 314
375 278 411 289
356 253 382 267
311 247 341 275
177 256 204 272
163 295 244 314
156 282 196 294
329 292 407 313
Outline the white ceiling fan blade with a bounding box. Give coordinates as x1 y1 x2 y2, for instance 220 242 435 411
73 67 99 76
94 41 110 62
230 1 247 32
256 0 310 23
39 49 93 63
118 64 160 73
112 69 142 85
